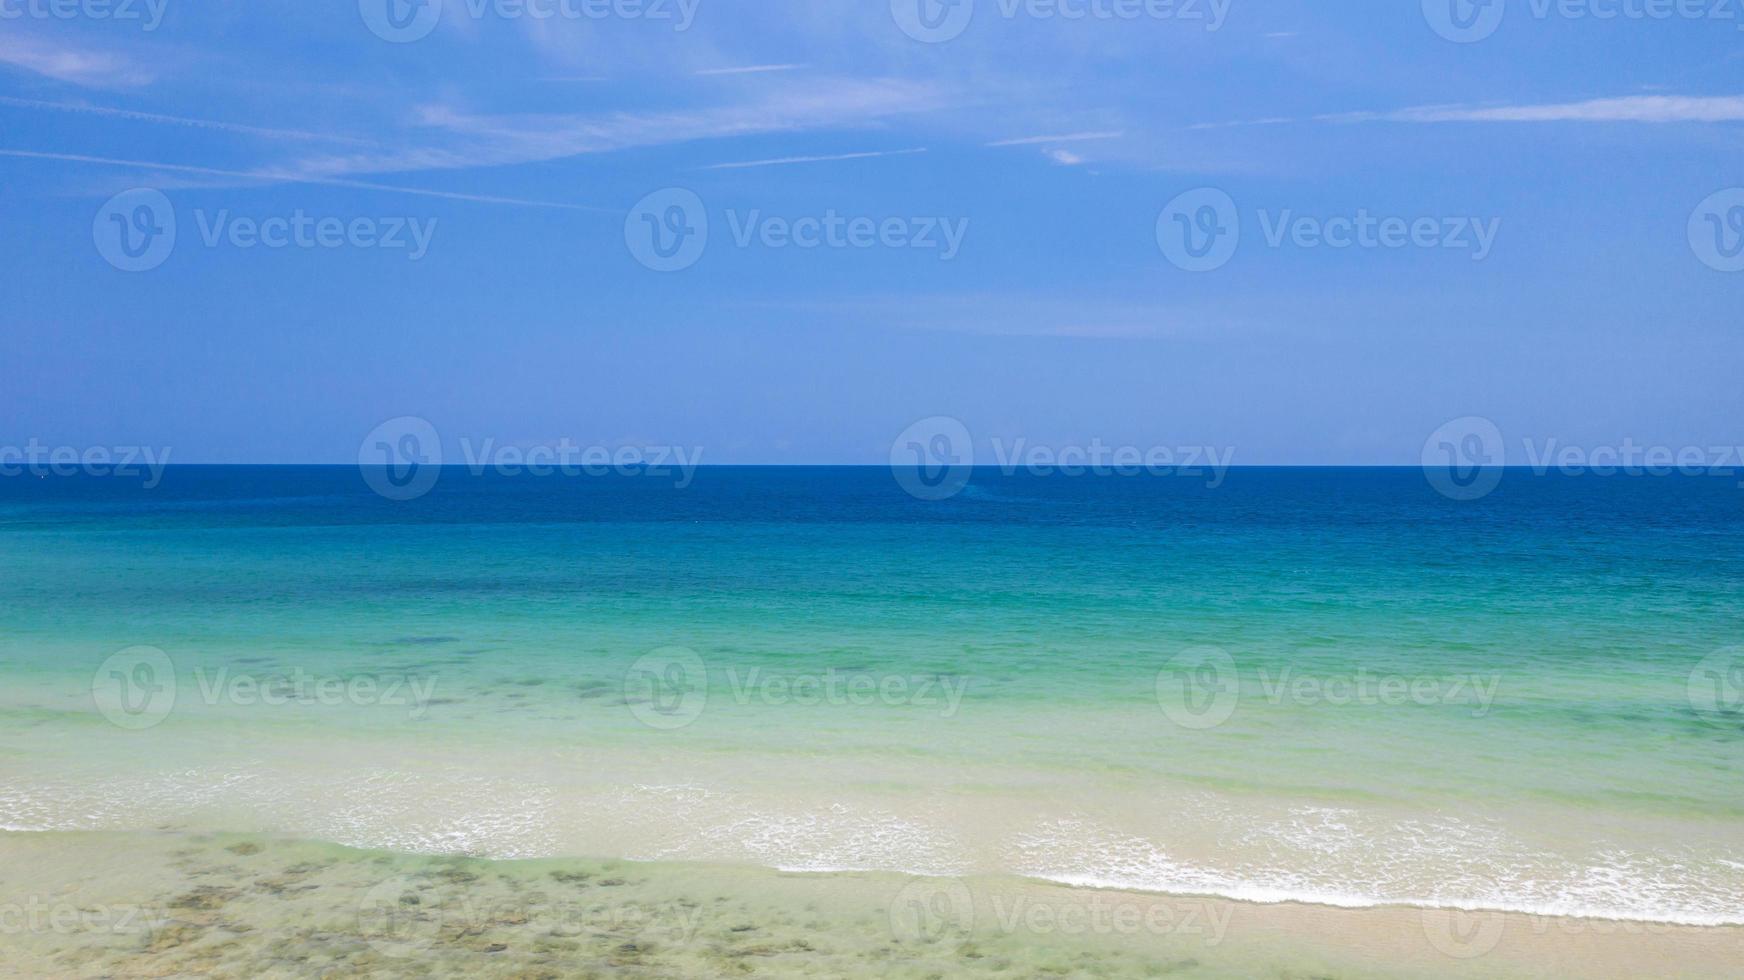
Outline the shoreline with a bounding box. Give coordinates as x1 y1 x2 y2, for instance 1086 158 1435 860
768 861 1744 929
1008 872 1744 929
2 829 1737 979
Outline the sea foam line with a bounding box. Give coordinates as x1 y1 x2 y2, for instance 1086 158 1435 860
1020 871 1744 928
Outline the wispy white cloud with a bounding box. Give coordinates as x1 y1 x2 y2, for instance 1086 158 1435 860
987 131 1123 147
0 149 610 211
0 96 377 145
702 147 927 170
1330 95 1744 124
1044 148 1083 165
0 34 154 87
1186 117 1293 131
283 77 946 181
1195 95 1744 129
694 64 808 76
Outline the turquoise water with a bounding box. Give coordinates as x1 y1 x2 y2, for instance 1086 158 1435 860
2 467 1742 924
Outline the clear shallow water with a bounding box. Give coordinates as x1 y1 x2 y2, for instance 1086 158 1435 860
19 829 1733 980
2 467 1742 925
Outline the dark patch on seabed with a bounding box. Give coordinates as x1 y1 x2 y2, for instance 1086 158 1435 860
12 834 1250 979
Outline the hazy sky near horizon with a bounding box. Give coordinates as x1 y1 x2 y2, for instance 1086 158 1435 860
3 0 1741 463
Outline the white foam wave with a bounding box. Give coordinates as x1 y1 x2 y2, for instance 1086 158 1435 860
1007 816 1744 927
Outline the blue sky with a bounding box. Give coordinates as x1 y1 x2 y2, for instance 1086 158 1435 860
2 0 1741 463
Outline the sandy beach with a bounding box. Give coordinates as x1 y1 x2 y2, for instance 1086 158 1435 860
2 829 1737 979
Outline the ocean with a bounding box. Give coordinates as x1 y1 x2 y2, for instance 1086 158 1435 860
2 466 1741 974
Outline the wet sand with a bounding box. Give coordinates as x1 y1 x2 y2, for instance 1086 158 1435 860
0 830 1737 978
